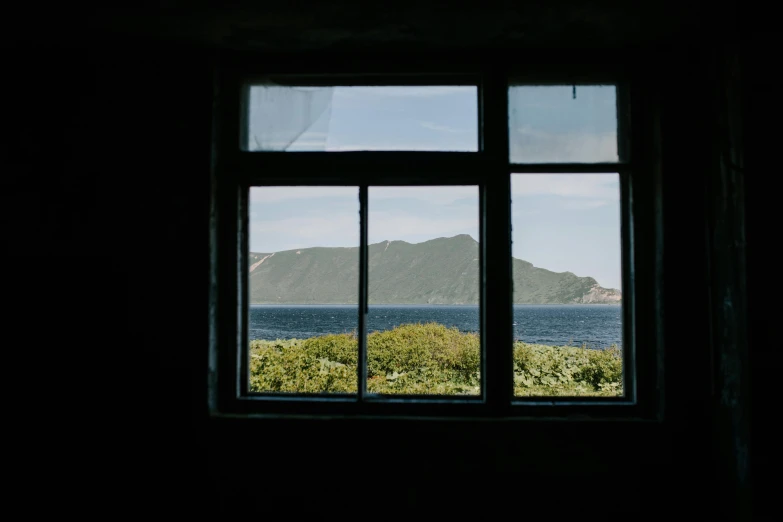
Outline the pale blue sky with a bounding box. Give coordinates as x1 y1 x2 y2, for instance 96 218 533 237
248 86 478 151
248 86 621 290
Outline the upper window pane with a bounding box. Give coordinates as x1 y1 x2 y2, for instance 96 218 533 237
508 85 618 163
245 86 478 151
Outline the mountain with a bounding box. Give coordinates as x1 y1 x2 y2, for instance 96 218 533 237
249 234 621 305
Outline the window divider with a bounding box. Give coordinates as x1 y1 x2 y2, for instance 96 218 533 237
481 71 513 413
509 163 632 173
358 185 369 401
229 152 488 181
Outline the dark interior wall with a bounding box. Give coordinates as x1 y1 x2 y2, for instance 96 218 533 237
738 28 773 520
2 3 766 518
2 43 214 511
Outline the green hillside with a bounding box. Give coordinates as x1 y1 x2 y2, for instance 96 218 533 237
248 234 621 304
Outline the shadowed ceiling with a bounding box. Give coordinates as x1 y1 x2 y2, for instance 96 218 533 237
6 1 732 50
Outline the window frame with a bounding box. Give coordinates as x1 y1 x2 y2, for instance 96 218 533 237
209 52 663 420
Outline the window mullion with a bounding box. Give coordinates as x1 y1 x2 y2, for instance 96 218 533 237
509 163 632 173
229 152 489 184
358 185 369 401
481 71 513 413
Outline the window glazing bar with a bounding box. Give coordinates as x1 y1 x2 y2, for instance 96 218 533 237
358 185 369 400
509 163 632 173
481 71 513 412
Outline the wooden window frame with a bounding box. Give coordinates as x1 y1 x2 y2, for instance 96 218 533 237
208 52 663 420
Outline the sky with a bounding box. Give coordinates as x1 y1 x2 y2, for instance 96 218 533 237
248 85 622 290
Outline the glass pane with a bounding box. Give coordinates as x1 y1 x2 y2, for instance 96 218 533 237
245 86 478 151
511 174 624 397
509 85 618 163
248 186 359 394
367 186 480 396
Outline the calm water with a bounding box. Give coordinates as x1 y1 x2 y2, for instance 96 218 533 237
249 304 622 348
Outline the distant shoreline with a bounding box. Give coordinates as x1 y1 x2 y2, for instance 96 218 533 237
250 302 622 346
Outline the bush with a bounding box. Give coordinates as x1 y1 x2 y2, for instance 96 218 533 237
249 339 356 393
513 342 623 396
367 323 480 387
248 324 622 397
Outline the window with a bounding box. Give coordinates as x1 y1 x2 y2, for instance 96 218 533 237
210 59 662 418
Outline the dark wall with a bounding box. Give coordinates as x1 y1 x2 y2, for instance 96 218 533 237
2 4 764 519
2 44 213 512
739 29 774 521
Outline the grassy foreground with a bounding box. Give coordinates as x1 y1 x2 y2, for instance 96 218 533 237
250 322 623 397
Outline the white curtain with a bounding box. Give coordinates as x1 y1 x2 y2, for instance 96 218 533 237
247 86 334 151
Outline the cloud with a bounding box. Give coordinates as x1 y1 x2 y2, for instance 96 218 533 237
510 128 618 163
370 186 477 205
251 214 358 238
369 211 477 242
250 186 477 205
250 213 359 252
559 199 612 210
419 121 469 133
327 144 476 151
250 210 478 252
334 86 475 99
250 187 358 203
511 173 619 201
287 141 329 149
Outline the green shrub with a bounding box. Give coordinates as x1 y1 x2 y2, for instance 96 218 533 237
513 342 623 396
367 323 480 386
300 333 359 366
249 338 356 393
248 324 622 397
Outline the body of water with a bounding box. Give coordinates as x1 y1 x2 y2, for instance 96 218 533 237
249 304 622 348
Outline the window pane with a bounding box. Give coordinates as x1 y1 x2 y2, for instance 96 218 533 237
245 86 478 151
511 174 624 397
367 186 480 396
248 186 359 394
509 85 618 163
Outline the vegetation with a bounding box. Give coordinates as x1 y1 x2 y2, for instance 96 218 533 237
248 234 622 305
249 322 623 396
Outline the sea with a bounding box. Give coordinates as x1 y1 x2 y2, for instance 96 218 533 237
249 304 622 348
